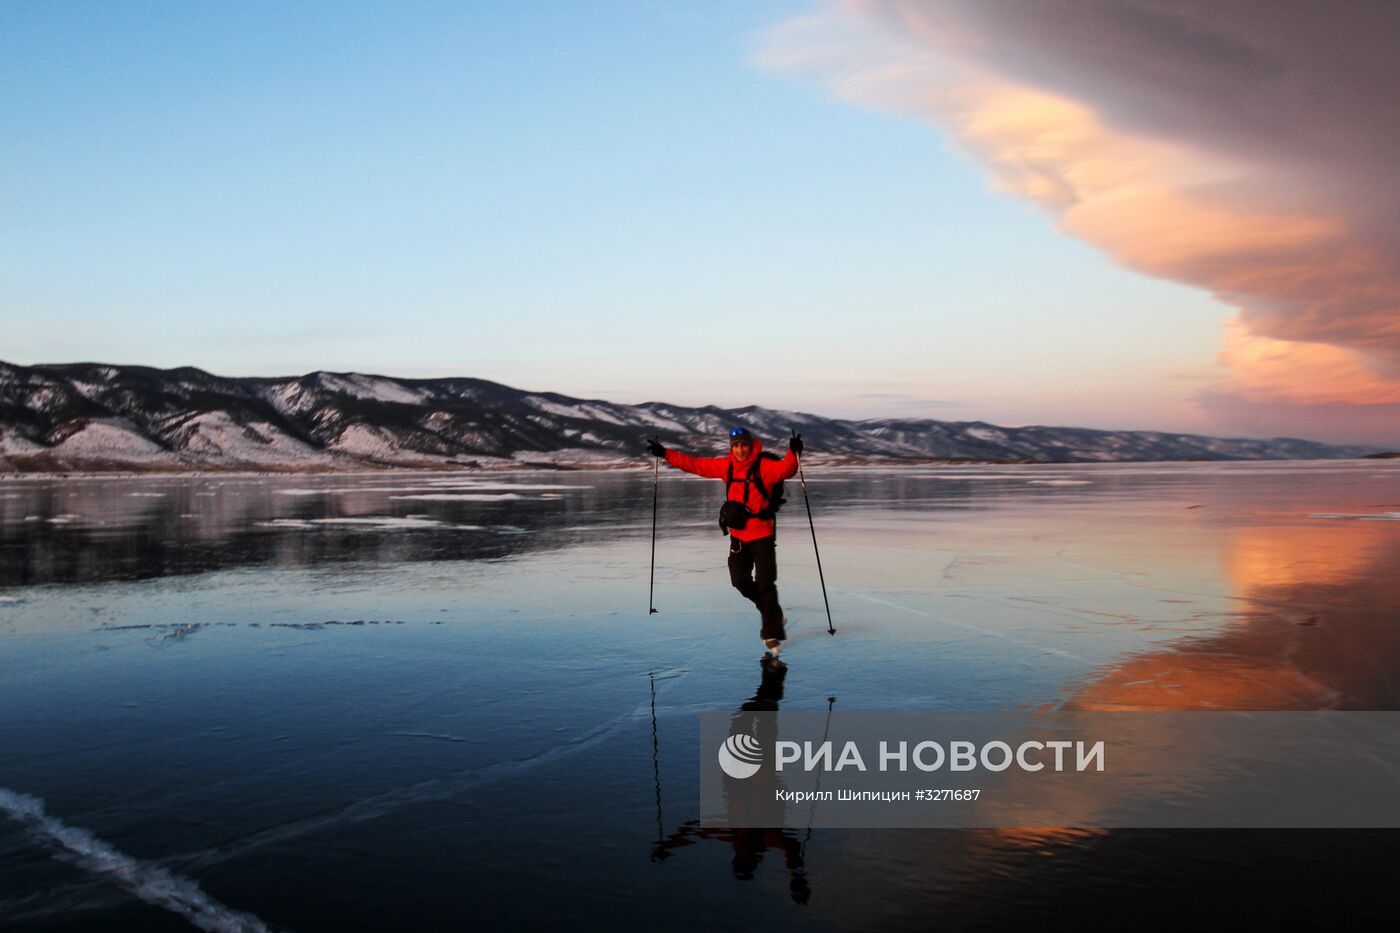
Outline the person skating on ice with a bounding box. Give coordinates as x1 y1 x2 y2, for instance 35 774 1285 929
646 427 803 658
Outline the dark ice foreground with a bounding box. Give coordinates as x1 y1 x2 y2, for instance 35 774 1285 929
2 461 1399 931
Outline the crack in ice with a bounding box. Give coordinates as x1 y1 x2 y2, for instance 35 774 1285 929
0 787 271 933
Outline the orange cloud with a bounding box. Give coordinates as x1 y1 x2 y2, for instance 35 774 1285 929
1219 319 1400 406
758 2 1400 440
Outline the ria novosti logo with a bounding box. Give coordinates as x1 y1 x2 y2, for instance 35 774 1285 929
717 734 763 779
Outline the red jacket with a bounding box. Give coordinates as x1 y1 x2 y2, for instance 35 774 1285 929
664 437 799 542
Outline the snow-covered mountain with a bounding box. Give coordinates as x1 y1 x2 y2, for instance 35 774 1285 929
0 360 1378 472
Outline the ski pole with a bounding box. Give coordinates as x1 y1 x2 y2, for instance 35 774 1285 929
649 449 660 615
793 432 834 635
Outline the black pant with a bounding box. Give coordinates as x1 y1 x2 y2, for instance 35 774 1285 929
728 535 786 641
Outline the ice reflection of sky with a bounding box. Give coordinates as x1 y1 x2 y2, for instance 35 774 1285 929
1 461 1398 929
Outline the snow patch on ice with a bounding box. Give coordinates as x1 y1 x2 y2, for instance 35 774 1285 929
1027 479 1092 486
1308 512 1400 522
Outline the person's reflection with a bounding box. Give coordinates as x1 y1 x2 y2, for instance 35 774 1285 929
741 654 787 711
652 657 811 904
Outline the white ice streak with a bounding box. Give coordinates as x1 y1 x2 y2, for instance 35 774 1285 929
256 517 472 530
0 787 270 933
1308 512 1400 521
388 493 529 501
418 481 579 490
274 482 582 497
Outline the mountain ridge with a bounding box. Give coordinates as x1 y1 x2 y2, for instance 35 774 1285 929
0 360 1379 472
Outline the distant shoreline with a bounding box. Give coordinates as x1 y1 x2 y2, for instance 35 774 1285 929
0 456 1017 480
2 454 1392 482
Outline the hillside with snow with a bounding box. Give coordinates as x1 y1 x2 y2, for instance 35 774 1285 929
0 360 1379 472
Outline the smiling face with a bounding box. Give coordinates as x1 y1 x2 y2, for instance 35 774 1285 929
730 439 754 460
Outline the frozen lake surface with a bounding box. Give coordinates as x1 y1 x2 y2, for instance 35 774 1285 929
2 461 1399 930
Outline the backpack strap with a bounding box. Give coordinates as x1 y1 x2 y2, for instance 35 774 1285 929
748 459 771 506
748 454 785 520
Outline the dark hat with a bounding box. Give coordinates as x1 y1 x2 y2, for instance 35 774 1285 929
728 427 752 443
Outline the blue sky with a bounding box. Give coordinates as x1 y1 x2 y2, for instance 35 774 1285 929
3 1 1245 433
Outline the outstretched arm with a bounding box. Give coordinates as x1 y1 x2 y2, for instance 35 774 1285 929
645 437 728 478
665 448 729 479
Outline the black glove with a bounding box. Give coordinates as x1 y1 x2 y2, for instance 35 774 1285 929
645 438 666 458
789 432 804 455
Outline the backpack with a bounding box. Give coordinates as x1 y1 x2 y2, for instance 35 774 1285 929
718 453 787 534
